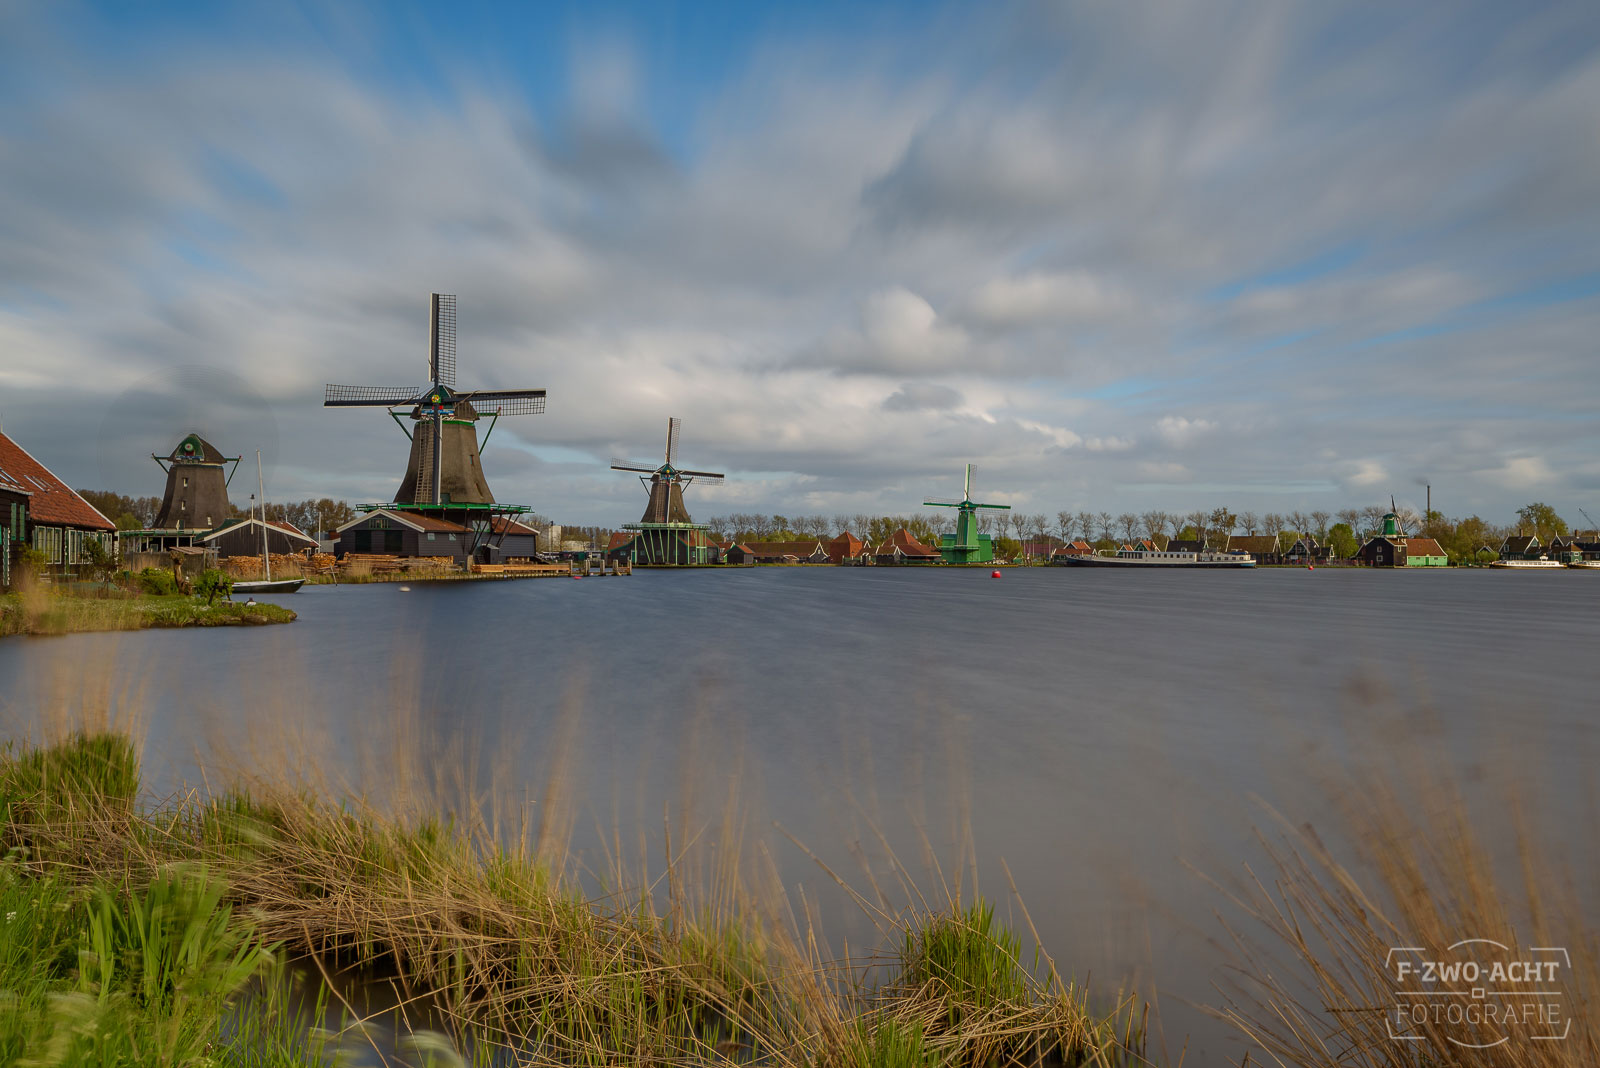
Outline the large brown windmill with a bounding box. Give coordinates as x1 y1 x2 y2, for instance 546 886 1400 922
324 293 547 557
609 417 724 565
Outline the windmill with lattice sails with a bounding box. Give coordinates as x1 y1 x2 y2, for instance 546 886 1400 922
609 417 724 565
324 293 547 557
923 463 1011 563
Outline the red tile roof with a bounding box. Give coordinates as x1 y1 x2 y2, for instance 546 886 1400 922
606 531 632 551
1405 537 1446 557
490 516 540 536
0 431 115 531
875 529 939 557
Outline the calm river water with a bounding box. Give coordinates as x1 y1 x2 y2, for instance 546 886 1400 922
2 566 1596 1063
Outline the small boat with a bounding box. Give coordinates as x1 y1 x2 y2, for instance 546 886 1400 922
233 449 304 596
1490 555 1564 569
232 577 306 595
1053 548 1256 569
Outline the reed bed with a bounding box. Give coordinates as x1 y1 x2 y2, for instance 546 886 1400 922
1209 756 1599 1067
0 730 1152 1067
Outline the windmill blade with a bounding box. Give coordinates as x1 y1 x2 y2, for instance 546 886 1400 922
429 294 457 388
325 384 426 407
610 458 659 473
457 388 546 415
678 470 723 483
974 502 1012 510
665 417 681 464
922 498 964 507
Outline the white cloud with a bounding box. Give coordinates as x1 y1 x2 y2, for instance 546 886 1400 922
1156 416 1218 443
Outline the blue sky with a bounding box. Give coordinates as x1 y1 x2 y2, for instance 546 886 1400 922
2 1 1598 528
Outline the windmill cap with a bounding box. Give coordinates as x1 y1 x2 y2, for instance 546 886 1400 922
167 432 228 464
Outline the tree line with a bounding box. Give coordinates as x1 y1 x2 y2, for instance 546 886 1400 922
77 490 360 536
700 501 1584 562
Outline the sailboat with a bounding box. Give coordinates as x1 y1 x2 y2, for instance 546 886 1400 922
231 449 305 595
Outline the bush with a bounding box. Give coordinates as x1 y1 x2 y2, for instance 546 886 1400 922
138 567 178 596
194 568 232 606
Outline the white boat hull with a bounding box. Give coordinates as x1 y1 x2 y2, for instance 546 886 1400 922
1489 560 1564 569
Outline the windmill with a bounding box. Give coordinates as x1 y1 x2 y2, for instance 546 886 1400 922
324 293 547 557
923 463 1011 564
609 417 724 565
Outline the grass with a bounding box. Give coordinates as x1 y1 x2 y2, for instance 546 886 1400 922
1210 762 1599 1066
0 731 1153 1067
0 589 294 637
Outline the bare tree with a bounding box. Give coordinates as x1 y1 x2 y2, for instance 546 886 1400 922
1262 512 1284 537
1239 511 1260 536
1139 511 1163 540
1395 507 1421 535
1185 510 1209 545
1117 513 1139 543
1028 514 1050 550
1057 510 1075 544
1076 511 1095 543
1360 504 1387 535
704 516 730 540
1336 508 1361 533
1288 510 1310 537
1096 511 1114 542
1310 510 1331 539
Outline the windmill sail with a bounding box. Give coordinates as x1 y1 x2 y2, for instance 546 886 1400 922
324 293 546 508
429 294 456 388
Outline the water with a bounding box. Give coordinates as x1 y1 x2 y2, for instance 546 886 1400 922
3 566 1596 1063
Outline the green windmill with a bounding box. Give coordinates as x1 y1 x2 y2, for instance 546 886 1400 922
923 464 1011 564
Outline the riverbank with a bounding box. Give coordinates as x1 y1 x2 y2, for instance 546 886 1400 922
0 590 295 637
0 731 1149 1065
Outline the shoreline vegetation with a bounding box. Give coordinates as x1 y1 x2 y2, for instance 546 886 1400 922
0 732 1151 1067
0 718 1592 1065
0 588 295 638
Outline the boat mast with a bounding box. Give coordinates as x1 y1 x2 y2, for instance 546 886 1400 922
256 449 271 582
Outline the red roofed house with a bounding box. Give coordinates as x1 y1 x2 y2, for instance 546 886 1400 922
0 428 116 583
873 528 941 565
825 531 866 564
1050 540 1095 562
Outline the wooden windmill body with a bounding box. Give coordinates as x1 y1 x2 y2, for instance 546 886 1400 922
324 294 548 560
610 418 724 565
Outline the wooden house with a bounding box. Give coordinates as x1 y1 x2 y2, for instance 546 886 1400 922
1401 536 1448 566
334 509 471 562
483 516 542 563
825 532 866 563
873 528 941 565
1051 539 1095 561
1164 539 1204 554
0 428 116 579
1226 535 1282 563
1283 535 1329 564
722 542 758 566
202 518 318 558
1498 534 1540 560
738 540 831 564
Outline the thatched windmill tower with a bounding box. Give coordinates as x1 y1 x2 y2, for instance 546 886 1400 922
153 432 238 531
609 417 724 565
323 293 548 559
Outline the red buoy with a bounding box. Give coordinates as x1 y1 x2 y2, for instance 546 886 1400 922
991 569 1002 578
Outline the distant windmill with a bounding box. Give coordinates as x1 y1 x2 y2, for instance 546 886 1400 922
324 294 547 508
923 463 1011 564
609 417 724 565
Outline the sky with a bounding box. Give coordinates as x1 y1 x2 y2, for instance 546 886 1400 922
2 0 1598 528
